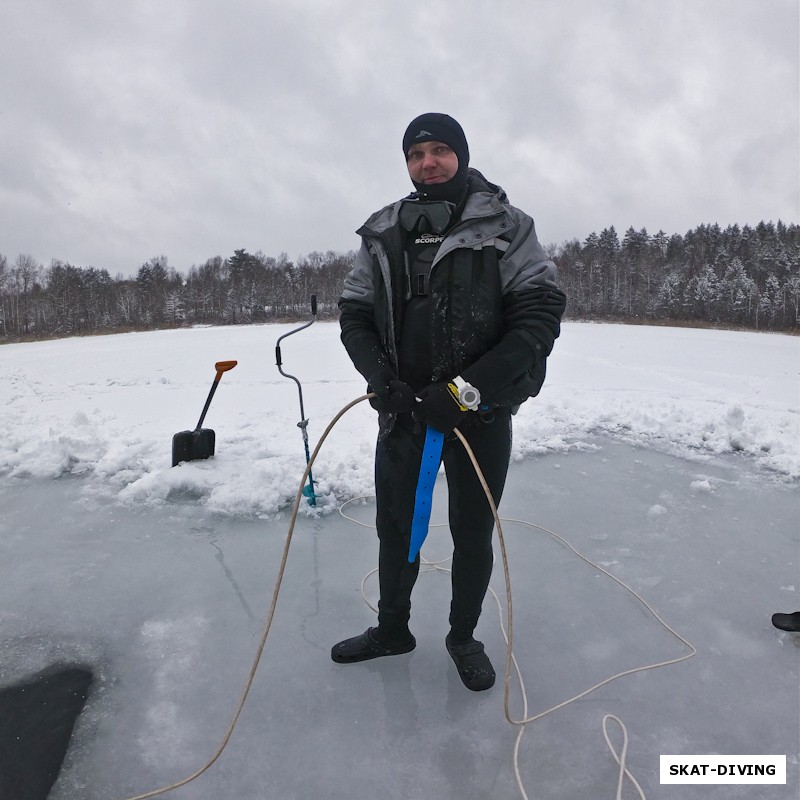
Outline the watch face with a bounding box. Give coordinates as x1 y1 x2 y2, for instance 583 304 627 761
460 386 480 409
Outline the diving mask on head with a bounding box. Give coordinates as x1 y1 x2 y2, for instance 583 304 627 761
398 199 455 234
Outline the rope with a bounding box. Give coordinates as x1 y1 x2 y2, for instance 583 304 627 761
116 395 695 800
340 427 696 800
115 395 368 800
454 427 698 798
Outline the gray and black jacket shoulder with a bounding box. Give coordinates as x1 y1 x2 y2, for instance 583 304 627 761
339 169 567 431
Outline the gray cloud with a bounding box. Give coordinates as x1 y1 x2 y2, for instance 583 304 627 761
1 0 797 276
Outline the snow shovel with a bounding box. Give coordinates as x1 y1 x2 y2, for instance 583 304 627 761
172 360 238 467
275 295 317 505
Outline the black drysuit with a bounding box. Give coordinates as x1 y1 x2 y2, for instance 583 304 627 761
339 170 566 637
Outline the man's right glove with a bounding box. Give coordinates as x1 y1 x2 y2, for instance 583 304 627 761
367 369 417 414
413 381 467 434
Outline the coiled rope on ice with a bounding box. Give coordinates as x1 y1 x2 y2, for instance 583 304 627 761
117 394 695 800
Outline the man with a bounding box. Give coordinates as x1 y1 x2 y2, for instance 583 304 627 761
333 113 566 691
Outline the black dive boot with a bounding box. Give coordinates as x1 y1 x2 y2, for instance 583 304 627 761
772 612 800 632
446 632 495 691
331 628 416 664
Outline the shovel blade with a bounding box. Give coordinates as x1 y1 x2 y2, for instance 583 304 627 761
172 428 216 467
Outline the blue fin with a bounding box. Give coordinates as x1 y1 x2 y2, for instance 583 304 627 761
408 427 444 562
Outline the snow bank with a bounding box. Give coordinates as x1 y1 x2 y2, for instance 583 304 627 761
1 322 797 517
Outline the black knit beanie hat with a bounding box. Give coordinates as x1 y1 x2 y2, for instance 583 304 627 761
402 113 470 201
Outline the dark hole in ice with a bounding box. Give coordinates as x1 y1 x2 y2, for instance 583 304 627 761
0 664 93 800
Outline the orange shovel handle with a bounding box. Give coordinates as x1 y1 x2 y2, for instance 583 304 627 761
214 360 238 380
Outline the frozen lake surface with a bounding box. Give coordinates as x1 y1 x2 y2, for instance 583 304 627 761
1 321 797 798
1 438 797 800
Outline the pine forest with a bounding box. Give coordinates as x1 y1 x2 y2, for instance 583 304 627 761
1 220 798 341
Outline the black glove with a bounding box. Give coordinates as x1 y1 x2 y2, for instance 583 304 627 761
413 381 466 434
368 370 417 414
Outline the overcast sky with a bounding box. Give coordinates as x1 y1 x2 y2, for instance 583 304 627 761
2 0 798 278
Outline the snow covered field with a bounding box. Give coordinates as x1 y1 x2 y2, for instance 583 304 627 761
2 321 798 516
0 321 798 800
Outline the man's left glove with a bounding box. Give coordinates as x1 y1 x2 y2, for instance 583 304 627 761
413 381 467 434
